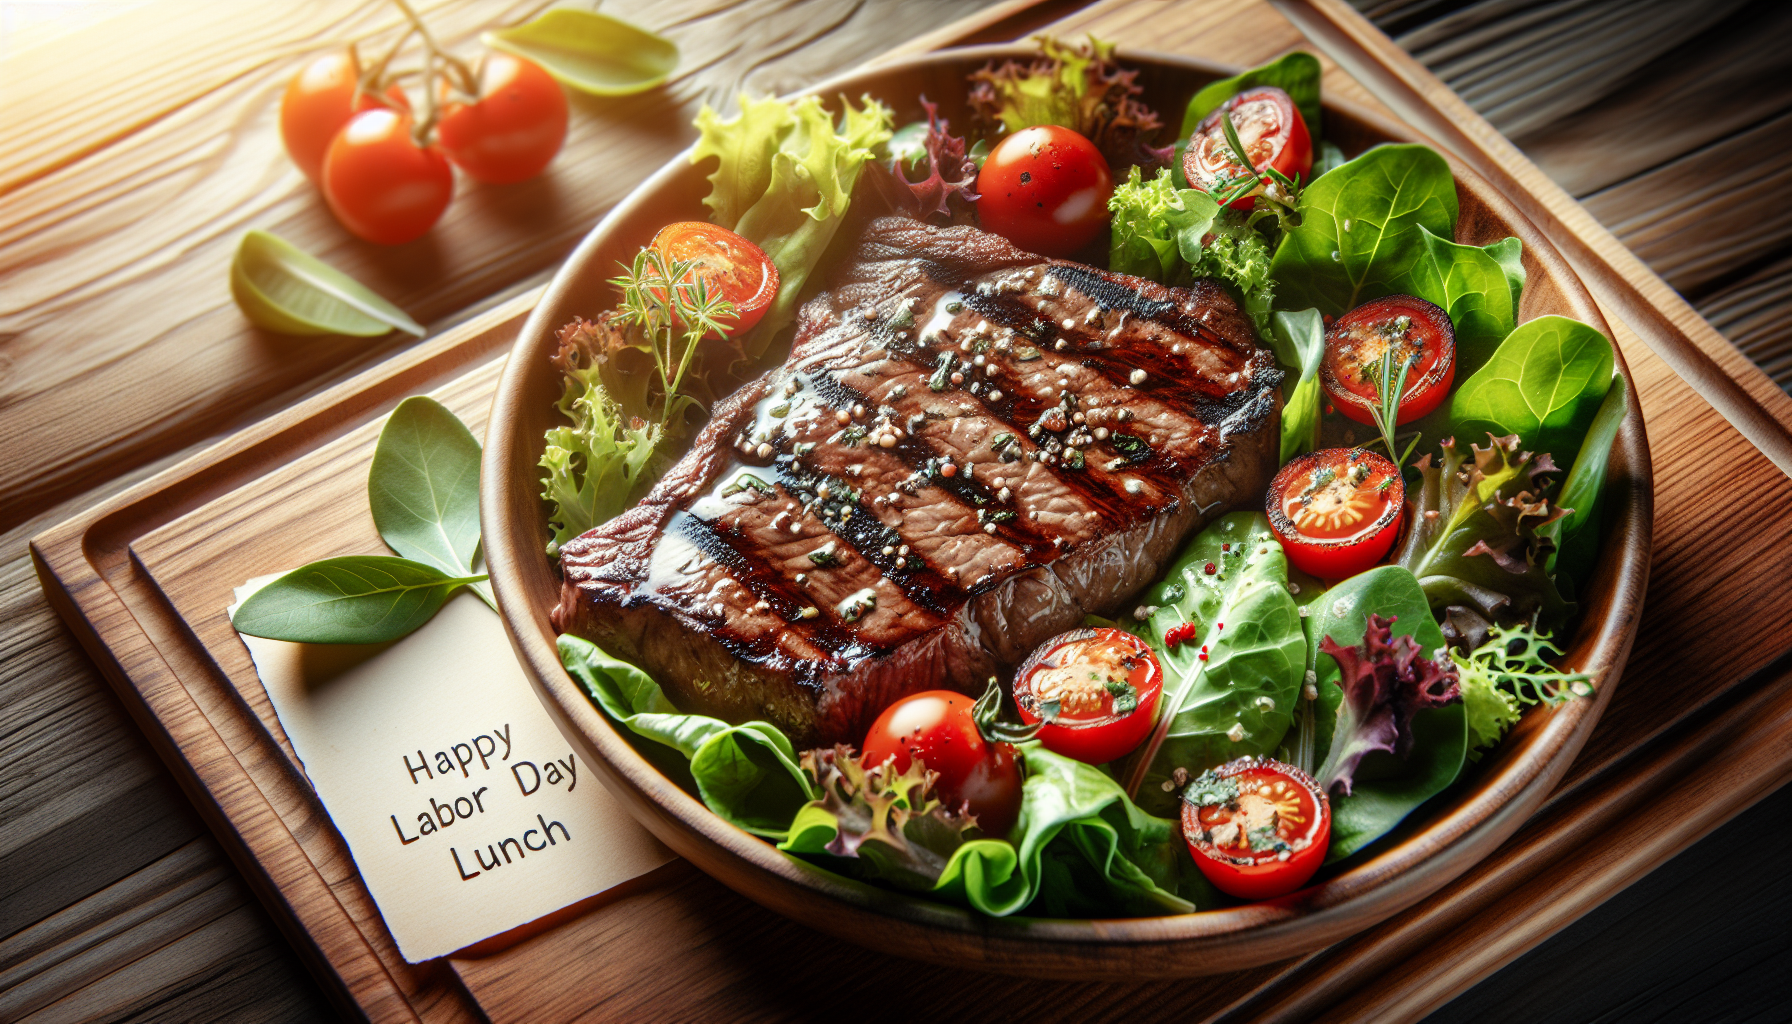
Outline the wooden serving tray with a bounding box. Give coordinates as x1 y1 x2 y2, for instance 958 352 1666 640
31 0 1792 1021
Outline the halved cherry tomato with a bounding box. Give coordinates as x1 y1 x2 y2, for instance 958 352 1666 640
1266 447 1404 580
1014 628 1163 765
1182 757 1330 900
1321 294 1456 425
975 125 1113 257
437 53 568 185
280 50 409 182
649 222 779 337
322 107 454 245
1183 86 1313 210
862 690 1022 837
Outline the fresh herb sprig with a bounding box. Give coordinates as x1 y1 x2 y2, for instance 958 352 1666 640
1213 110 1303 230
1367 344 1421 467
607 247 736 435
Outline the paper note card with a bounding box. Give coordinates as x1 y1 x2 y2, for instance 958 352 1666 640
231 580 673 962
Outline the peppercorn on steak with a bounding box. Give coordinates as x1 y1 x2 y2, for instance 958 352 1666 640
553 216 1281 747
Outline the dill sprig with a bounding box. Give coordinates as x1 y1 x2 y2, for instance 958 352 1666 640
607 247 736 431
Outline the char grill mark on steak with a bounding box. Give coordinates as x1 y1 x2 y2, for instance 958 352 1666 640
554 216 1281 746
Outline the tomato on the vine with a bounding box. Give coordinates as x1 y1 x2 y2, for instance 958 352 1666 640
975 125 1113 257
1183 86 1313 209
1014 628 1163 765
436 53 568 185
861 690 1022 837
648 222 779 337
1181 757 1330 900
280 50 409 182
321 108 454 246
1266 447 1405 581
1321 294 1456 426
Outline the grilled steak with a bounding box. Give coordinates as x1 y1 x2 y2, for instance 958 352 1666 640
554 216 1281 747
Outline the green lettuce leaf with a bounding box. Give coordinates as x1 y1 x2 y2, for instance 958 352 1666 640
1304 566 1466 860
1105 166 1274 334
1181 50 1323 140
1268 308 1325 461
559 635 813 838
1119 512 1306 818
691 93 893 359
932 744 1207 917
967 35 1171 168
779 746 978 892
538 322 665 554
1269 144 1458 316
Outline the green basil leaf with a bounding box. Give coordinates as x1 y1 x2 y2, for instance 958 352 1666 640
1540 372 1628 583
1269 309 1325 461
231 556 485 645
559 635 812 838
1408 227 1524 379
1181 51 1322 140
1305 566 1466 861
369 396 492 608
1269 144 1458 316
1120 513 1305 817
1449 314 1615 460
482 10 678 96
230 230 424 338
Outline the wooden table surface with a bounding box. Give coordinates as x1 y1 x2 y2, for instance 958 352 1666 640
1 1 1786 1021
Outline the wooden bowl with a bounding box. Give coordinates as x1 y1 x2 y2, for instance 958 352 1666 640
481 47 1652 979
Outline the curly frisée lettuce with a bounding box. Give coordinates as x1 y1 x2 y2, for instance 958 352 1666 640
691 93 893 359
1107 166 1275 333
540 325 665 554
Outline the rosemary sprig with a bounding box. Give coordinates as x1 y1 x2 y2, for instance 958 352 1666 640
1216 109 1303 228
1367 344 1421 466
607 247 735 431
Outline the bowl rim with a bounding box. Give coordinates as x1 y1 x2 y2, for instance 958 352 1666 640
480 44 1653 977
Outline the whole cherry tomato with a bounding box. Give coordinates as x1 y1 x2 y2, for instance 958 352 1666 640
1183 86 1313 209
280 50 409 182
1266 447 1405 581
861 690 1022 837
321 107 454 245
436 53 568 184
1181 757 1330 900
975 125 1113 257
648 222 779 337
1014 628 1163 765
1321 294 1457 426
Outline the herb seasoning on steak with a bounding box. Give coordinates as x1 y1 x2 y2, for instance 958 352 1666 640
552 217 1282 747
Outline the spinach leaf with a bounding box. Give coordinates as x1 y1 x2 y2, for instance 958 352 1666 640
1539 372 1629 584
1182 51 1323 140
559 635 813 838
1408 227 1524 379
231 556 486 645
1120 513 1306 818
1305 566 1466 860
481 9 678 96
1268 309 1325 461
1449 315 1615 462
932 744 1207 917
370 396 493 609
1269 144 1458 316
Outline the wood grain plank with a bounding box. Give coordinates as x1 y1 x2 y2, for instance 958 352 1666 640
1580 112 1792 297
1510 0 1792 197
1700 255 1792 390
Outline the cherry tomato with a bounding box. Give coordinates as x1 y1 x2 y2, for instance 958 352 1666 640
280 51 409 182
1321 294 1456 426
648 222 779 337
1181 757 1330 900
1266 447 1405 580
975 125 1113 257
436 53 568 185
1014 628 1163 764
862 690 1022 837
1183 86 1313 210
321 107 454 246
